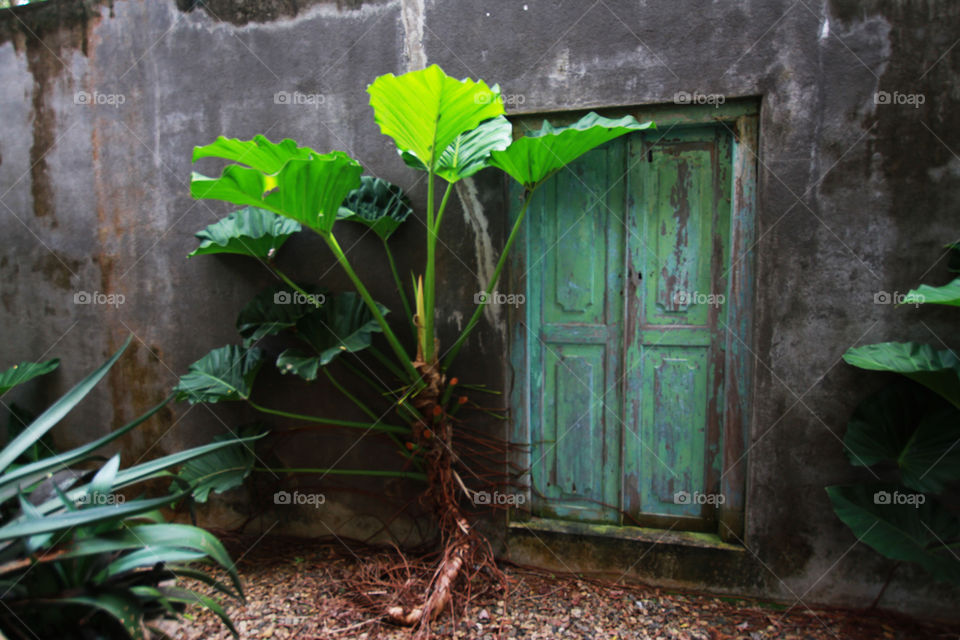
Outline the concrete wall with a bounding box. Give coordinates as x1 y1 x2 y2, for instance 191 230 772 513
0 0 957 619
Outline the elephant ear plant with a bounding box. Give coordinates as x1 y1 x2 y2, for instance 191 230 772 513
181 64 653 629
828 244 960 603
0 337 259 639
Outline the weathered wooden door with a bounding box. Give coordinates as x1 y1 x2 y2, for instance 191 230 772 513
510 107 756 537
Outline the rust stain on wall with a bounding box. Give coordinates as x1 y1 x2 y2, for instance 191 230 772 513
2 3 102 222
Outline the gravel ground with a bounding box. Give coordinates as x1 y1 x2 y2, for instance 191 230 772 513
157 534 960 640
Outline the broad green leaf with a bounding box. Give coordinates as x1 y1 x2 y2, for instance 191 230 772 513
0 358 59 395
173 346 264 404
490 112 655 188
236 285 327 346
189 207 302 258
899 405 960 493
843 342 960 409
190 166 275 212
262 152 363 234
292 292 388 367
903 278 960 307
338 176 414 241
367 65 505 171
0 337 130 473
176 426 259 502
400 116 513 183
843 383 937 468
276 349 322 382
192 135 314 174
826 484 960 584
843 383 960 493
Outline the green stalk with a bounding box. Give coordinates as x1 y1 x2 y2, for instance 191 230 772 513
253 467 426 481
322 233 418 381
383 238 416 341
247 400 409 435
432 182 455 238
322 369 422 468
423 170 437 364
272 266 322 309
368 346 406 381
442 188 536 370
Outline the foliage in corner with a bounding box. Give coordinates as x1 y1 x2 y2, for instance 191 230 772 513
829 242 960 592
0 338 260 639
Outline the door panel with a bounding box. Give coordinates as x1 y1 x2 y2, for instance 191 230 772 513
523 120 737 533
529 142 625 524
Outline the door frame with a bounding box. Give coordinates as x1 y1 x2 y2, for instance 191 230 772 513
506 99 759 543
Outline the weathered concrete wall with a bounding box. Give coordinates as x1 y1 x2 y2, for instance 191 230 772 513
0 0 957 619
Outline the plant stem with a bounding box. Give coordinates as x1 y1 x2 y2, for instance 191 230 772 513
272 266 323 309
423 171 437 364
322 233 418 381
442 188 536 370
383 238 416 341
247 400 409 434
253 467 426 481
323 368 379 422
432 182 455 238
368 346 406 381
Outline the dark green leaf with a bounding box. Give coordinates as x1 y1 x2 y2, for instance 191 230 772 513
236 285 327 346
0 358 59 395
176 426 260 502
826 484 960 584
276 349 321 382
189 207 302 258
58 591 145 639
843 342 960 408
843 383 939 468
291 292 388 368
337 176 414 241
899 405 960 493
173 346 265 404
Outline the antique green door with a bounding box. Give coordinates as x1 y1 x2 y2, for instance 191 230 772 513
510 106 756 536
